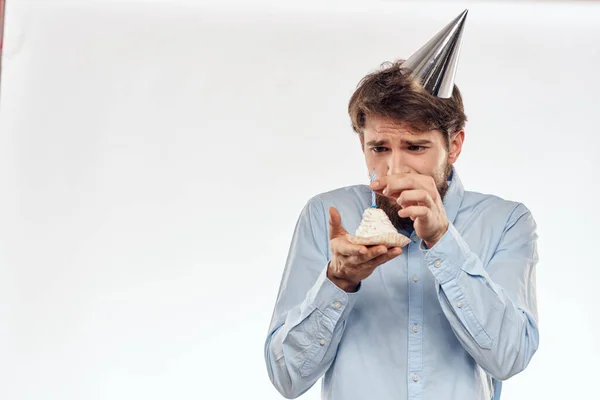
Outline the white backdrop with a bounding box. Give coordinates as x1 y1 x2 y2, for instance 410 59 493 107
0 1 598 399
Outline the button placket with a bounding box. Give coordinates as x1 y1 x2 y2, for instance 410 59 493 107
407 235 424 397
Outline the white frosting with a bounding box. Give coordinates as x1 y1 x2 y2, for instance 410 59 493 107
354 208 398 237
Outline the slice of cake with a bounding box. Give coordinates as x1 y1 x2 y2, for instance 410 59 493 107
347 208 411 248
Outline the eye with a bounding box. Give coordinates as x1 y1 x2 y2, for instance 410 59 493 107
407 145 427 152
371 146 389 153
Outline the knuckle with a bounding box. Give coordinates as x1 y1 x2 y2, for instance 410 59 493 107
429 179 437 192
361 260 375 270
365 257 382 269
338 258 349 270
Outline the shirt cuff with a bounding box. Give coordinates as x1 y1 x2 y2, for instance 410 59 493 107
422 222 470 285
304 265 360 322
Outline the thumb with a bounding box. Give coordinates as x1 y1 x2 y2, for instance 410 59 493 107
328 207 348 239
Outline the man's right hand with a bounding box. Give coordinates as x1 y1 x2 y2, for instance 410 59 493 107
327 206 403 292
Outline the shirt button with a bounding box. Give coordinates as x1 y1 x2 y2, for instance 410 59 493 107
412 275 419 282
319 339 326 346
332 301 342 310
457 301 464 308
412 374 420 382
412 236 419 243
412 325 419 333
434 259 441 268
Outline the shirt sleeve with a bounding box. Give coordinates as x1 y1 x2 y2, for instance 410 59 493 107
264 197 359 399
421 202 540 381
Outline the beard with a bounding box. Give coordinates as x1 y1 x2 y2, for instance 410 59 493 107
376 164 452 232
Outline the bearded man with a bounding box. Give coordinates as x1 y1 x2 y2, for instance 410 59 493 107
264 10 539 400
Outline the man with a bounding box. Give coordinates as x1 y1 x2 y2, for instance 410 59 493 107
264 10 539 400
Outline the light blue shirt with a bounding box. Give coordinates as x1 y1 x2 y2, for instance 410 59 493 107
264 168 539 400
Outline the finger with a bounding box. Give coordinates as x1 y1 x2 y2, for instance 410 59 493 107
360 247 403 269
332 237 368 256
382 174 429 197
328 207 348 239
397 189 434 209
346 245 388 265
379 172 439 200
369 166 415 191
398 205 430 221
370 175 415 198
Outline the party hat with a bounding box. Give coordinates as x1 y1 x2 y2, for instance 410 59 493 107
402 9 468 98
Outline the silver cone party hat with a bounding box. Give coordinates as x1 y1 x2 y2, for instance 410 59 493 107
402 9 468 98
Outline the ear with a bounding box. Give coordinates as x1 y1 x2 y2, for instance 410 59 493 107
447 130 464 165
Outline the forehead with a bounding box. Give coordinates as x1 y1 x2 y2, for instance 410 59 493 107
363 115 440 141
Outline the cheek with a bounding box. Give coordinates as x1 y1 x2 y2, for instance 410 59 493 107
407 157 432 175
365 153 387 176
408 153 445 177
425 150 447 170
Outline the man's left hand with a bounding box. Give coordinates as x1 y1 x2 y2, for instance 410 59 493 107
370 171 449 248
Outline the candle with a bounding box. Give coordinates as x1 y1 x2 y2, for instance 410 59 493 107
370 169 376 208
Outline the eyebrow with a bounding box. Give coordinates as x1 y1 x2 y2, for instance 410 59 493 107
366 139 433 146
404 139 433 146
366 140 388 147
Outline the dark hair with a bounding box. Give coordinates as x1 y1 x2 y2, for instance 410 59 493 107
348 59 467 148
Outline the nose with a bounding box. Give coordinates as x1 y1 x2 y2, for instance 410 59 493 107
387 151 407 176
